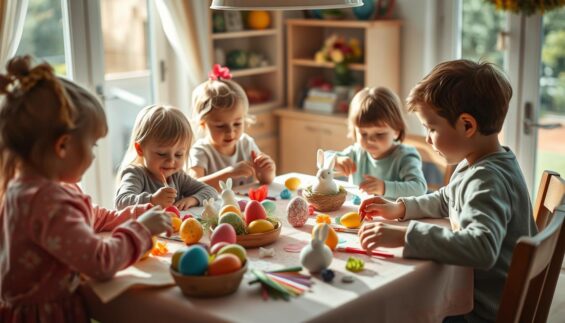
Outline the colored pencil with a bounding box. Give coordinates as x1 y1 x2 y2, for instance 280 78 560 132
335 246 394 258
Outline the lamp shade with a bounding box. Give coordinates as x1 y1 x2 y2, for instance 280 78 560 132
210 0 364 10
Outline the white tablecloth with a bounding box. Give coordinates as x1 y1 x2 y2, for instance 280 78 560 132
83 173 473 323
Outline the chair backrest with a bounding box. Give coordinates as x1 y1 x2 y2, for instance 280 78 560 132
533 171 565 231
496 210 565 323
404 134 455 191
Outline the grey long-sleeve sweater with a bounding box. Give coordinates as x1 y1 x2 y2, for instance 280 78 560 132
399 147 536 322
115 165 218 210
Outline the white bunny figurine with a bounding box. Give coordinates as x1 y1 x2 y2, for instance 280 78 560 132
312 149 339 195
201 198 218 226
300 223 333 273
219 178 238 209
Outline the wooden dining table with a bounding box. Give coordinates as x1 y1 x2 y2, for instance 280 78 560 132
83 173 473 323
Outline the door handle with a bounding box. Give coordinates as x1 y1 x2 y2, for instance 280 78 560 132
523 102 563 135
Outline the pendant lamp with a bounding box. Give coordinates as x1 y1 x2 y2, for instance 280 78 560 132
210 0 364 10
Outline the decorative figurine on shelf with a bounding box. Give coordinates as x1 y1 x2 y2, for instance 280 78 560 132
313 149 339 195
219 178 238 209
300 223 333 273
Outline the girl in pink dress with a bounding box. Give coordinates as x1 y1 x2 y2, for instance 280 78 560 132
0 56 173 323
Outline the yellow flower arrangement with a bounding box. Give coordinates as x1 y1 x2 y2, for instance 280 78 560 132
487 0 565 15
314 34 363 86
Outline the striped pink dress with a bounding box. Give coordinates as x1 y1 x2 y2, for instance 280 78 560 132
0 175 153 322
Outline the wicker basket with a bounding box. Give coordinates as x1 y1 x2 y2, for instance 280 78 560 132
170 261 247 298
302 185 347 212
236 221 282 248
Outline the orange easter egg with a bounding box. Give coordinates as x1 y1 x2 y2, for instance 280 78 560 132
179 218 203 245
171 216 182 232
220 204 242 217
207 253 242 276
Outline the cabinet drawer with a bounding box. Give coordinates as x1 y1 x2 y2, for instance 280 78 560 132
247 112 277 138
255 136 278 167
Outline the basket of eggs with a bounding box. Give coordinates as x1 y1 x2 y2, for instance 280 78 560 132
208 199 282 248
170 224 248 297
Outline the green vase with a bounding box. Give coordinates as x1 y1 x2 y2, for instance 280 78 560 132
334 62 352 86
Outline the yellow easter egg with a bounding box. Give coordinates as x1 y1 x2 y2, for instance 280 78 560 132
247 11 271 30
312 223 338 250
340 212 362 228
220 204 242 217
285 177 301 191
247 219 274 234
171 248 187 271
171 216 182 232
179 218 203 245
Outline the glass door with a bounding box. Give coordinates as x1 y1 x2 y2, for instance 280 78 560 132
460 1 565 193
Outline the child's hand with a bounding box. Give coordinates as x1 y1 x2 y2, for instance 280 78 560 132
335 156 356 176
174 197 198 211
358 222 407 249
251 151 275 183
230 160 256 178
151 187 177 208
137 206 173 236
359 175 385 195
358 196 405 221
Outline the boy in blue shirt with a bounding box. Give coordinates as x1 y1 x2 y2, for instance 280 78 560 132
358 59 537 322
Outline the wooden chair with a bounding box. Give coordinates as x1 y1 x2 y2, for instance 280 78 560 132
533 171 565 231
404 134 455 191
496 171 565 323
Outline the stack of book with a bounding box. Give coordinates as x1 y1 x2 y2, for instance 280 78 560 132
303 88 338 114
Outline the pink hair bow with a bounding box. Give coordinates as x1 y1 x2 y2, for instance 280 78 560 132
208 64 232 81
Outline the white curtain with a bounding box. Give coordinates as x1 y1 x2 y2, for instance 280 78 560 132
0 0 28 69
154 0 206 88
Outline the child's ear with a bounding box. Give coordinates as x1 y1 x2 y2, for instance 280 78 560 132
54 134 71 159
459 113 477 137
134 142 143 156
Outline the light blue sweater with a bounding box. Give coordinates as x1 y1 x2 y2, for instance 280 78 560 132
332 143 427 198
399 147 536 322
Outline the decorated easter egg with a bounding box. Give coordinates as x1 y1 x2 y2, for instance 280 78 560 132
312 223 338 250
210 223 237 247
171 216 182 232
244 200 268 226
237 200 248 212
280 188 292 199
179 218 203 245
218 212 247 235
165 205 181 217
171 248 187 271
340 212 362 228
208 253 242 276
287 196 309 227
210 241 230 254
178 245 209 276
220 204 242 217
217 244 247 263
247 219 274 234
260 200 276 216
285 177 301 190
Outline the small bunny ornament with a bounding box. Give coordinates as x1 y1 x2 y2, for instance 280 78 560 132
219 178 238 209
300 223 333 273
201 198 218 227
312 149 339 195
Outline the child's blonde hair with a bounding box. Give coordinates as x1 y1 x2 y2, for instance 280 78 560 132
191 78 254 126
0 55 107 197
348 87 406 142
117 105 193 177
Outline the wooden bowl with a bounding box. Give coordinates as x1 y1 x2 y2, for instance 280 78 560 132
170 261 247 298
236 221 282 248
302 186 347 212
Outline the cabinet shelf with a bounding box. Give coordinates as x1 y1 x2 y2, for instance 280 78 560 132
291 58 365 71
231 66 278 78
286 19 402 28
211 29 278 39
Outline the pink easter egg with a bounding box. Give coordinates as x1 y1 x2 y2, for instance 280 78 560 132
210 241 230 254
244 200 268 226
165 205 181 217
238 200 248 212
210 223 237 247
286 196 309 227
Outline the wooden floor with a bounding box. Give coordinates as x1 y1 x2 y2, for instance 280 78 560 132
549 270 565 323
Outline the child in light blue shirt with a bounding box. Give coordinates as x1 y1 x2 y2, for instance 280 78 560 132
332 87 427 199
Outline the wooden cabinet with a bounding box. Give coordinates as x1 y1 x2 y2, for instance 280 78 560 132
277 18 402 173
207 6 283 164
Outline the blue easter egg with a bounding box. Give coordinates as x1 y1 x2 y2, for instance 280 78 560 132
280 188 292 200
352 195 362 205
261 200 276 216
353 0 375 20
178 245 209 276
